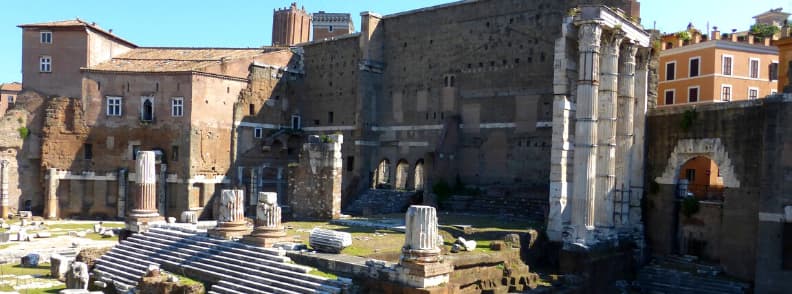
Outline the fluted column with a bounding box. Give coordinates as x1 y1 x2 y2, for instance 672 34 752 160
570 22 603 243
401 205 441 263
0 160 9 218
243 192 286 246
129 151 159 218
209 189 251 239
45 168 59 219
594 30 623 231
616 43 638 227
630 48 651 232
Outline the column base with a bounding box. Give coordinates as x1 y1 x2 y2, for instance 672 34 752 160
241 228 289 247
208 222 251 240
129 209 161 218
401 247 442 263
395 260 453 288
126 215 165 233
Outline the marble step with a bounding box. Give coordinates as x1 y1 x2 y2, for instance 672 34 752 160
210 280 276 294
128 234 318 279
145 229 289 262
141 233 290 263
120 238 338 294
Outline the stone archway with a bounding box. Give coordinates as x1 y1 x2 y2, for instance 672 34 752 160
394 159 410 190
655 138 740 188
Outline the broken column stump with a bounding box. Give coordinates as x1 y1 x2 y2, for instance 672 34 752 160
208 189 251 239
242 192 287 247
396 205 452 288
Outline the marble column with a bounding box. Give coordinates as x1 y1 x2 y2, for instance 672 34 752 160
45 168 59 219
569 22 602 244
616 43 638 227
0 160 9 218
129 151 159 218
594 30 623 231
242 192 286 247
401 205 441 263
629 48 651 232
209 189 250 239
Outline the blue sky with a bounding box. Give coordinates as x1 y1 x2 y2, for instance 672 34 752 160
0 0 789 83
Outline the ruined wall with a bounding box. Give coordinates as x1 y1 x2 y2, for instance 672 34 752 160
754 96 792 293
287 135 343 220
646 100 765 282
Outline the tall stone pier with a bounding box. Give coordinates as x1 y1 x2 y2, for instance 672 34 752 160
396 205 451 288
0 160 9 218
127 151 163 232
209 189 251 239
288 135 343 220
242 192 286 246
549 5 651 249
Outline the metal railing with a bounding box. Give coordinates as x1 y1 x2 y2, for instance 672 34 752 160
677 183 724 201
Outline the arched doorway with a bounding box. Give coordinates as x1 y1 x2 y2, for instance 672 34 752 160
394 160 410 190
677 156 724 201
373 159 391 189
414 160 425 191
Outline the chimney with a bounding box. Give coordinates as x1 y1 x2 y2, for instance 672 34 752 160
694 33 702 44
748 35 755 44
712 26 721 40
764 38 771 46
730 29 738 42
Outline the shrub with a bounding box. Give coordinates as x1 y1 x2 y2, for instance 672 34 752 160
17 127 29 139
681 196 700 217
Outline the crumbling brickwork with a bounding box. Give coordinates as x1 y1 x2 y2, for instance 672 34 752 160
287 135 343 220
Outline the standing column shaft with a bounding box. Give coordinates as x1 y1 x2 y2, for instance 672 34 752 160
131 151 158 217
616 43 638 226
46 168 59 219
217 189 246 224
595 30 623 229
0 160 9 218
630 48 651 230
255 192 282 229
571 22 603 241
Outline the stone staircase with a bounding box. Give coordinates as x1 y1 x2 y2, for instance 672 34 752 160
637 265 749 294
344 189 418 216
92 226 348 293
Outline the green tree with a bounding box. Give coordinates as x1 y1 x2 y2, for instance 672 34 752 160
750 23 780 38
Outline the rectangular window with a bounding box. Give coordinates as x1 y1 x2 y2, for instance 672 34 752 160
291 115 301 130
770 62 779 81
664 89 675 105
689 57 700 77
254 128 263 139
328 112 334 124
749 58 760 79
106 96 122 116
665 62 676 81
171 146 179 162
249 104 255 116
346 156 354 172
39 56 51 72
132 145 141 160
721 85 732 102
685 169 695 182
40 31 52 44
8 96 14 107
722 55 733 76
748 88 759 100
84 143 93 160
171 97 183 117
688 86 699 103
772 89 778 95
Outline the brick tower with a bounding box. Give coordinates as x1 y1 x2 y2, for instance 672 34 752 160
312 11 354 41
272 2 311 46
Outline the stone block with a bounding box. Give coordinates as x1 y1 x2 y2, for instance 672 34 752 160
51 253 71 280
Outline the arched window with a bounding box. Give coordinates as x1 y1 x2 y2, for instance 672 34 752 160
373 159 391 189
414 160 425 191
141 96 154 121
395 160 410 190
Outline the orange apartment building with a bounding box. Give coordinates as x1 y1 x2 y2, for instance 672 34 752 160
0 82 22 115
658 28 779 106
311 11 354 41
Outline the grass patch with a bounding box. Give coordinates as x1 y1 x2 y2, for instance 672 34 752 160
175 273 203 286
0 263 51 276
308 269 337 279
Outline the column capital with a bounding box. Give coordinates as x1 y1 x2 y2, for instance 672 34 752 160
601 29 626 52
635 47 652 70
577 22 603 52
